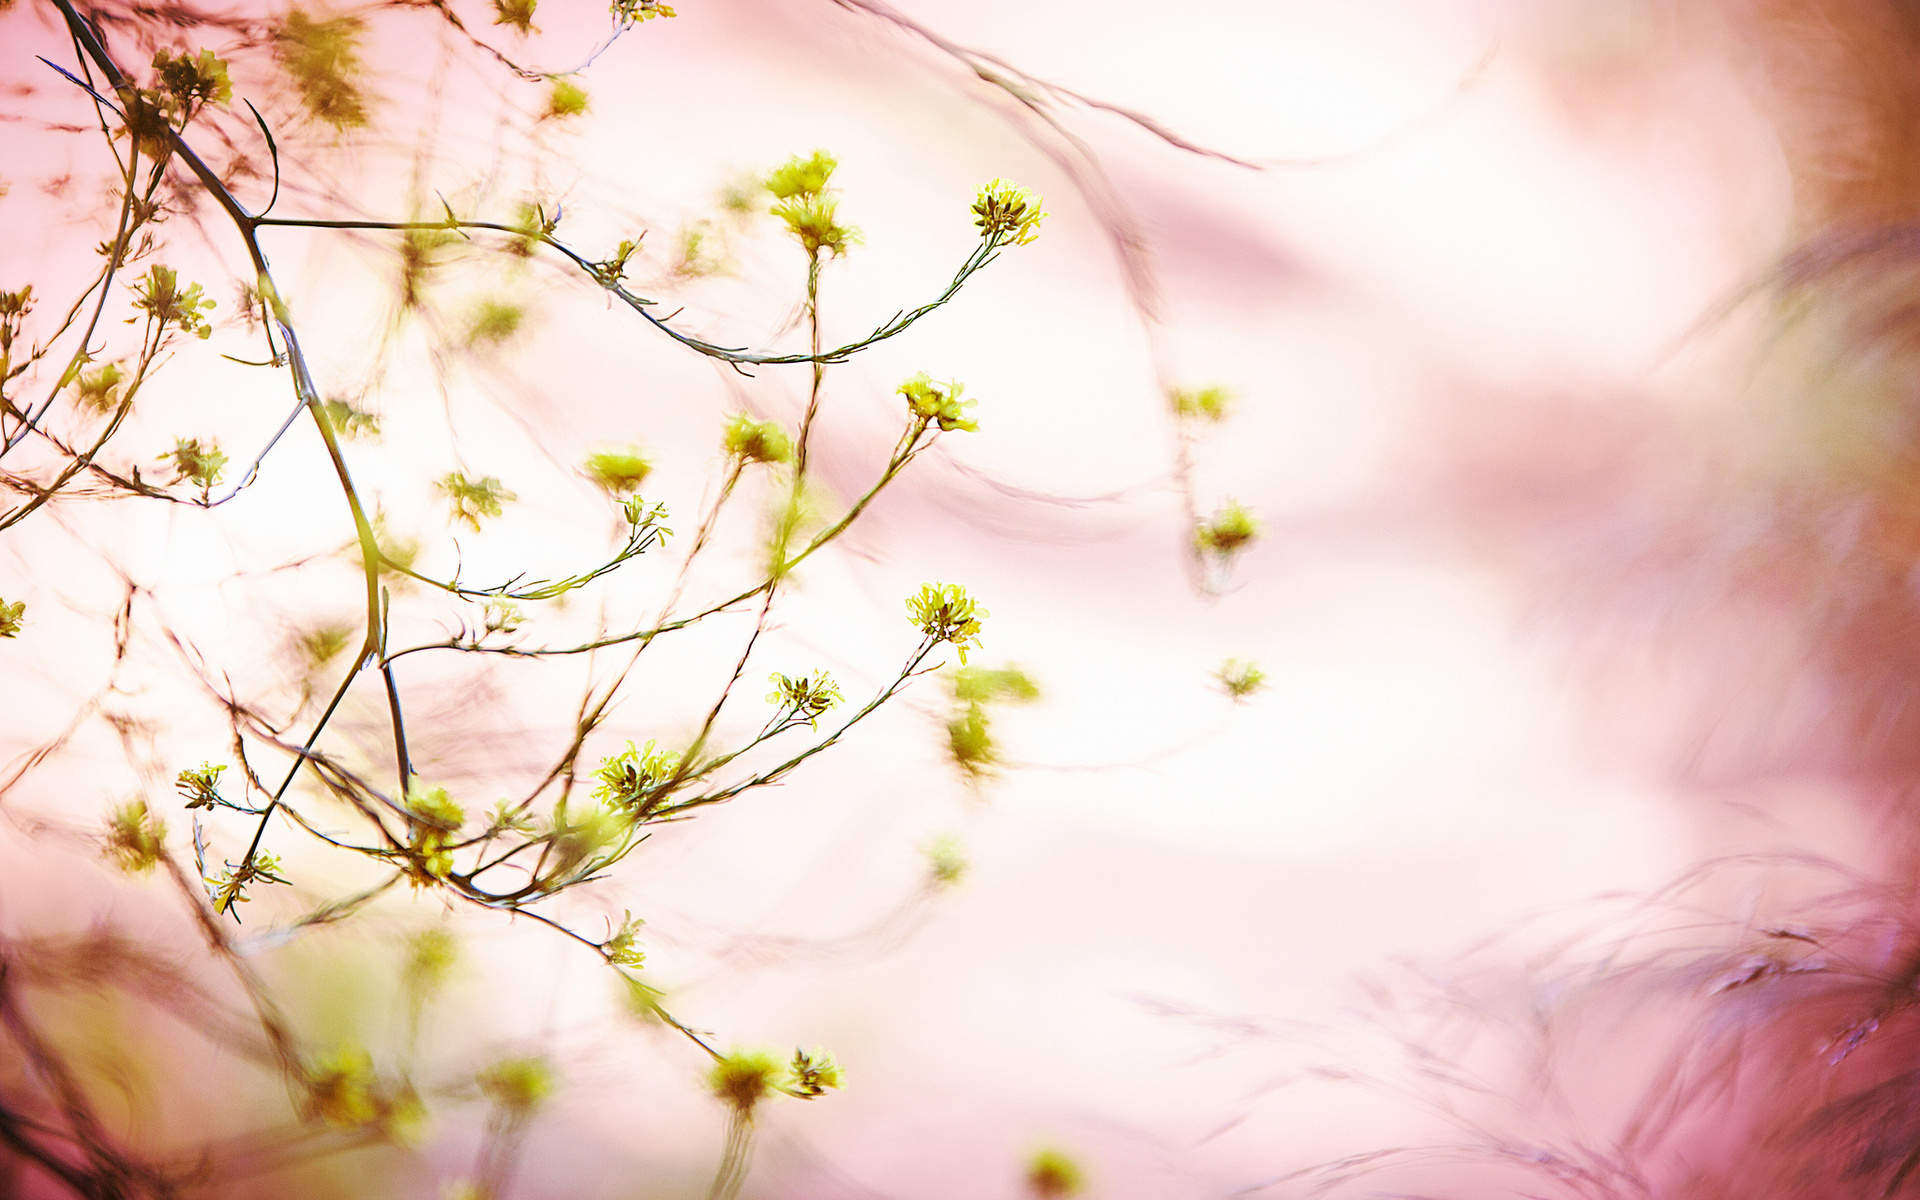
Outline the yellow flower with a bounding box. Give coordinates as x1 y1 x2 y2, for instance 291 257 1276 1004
907 583 987 663
765 150 837 200
972 179 1046 246
898 373 978 433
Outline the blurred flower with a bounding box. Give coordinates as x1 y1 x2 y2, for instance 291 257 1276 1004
1025 1148 1087 1198
274 10 369 129
103 800 167 873
585 448 653 495
478 1056 554 1114
1195 499 1260 559
724 413 794 465
1171 384 1231 423
1214 657 1266 701
439 472 516 530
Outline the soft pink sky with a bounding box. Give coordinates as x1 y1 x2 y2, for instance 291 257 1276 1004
0 1 1850 1196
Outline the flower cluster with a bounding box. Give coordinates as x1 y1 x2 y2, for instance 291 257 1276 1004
784 1048 845 1099
623 494 670 530
438 471 516 531
72 362 125 414
923 834 968 886
205 850 289 914
899 373 978 433
161 438 228 491
483 599 523 634
543 799 627 881
907 582 987 663
274 10 369 130
465 297 523 344
585 448 652 495
149 48 232 124
477 1056 554 1114
971 178 1046 246
493 0 538 34
766 150 837 200
706 1046 844 1114
1214 657 1266 700
1171 384 1231 423
0 598 23 639
175 761 228 809
601 910 647 967
319 398 380 438
303 1044 423 1136
1194 499 1260 559
591 236 642 286
1027 1148 1088 1198
946 664 1039 779
767 670 843 728
0 287 31 375
594 740 682 818
611 0 676 23
507 200 561 257
130 266 215 339
767 150 858 259
546 78 589 119
104 800 167 873
723 413 794 465
305 1045 382 1127
405 782 465 885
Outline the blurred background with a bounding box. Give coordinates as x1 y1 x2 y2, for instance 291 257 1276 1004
7 0 1919 1196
